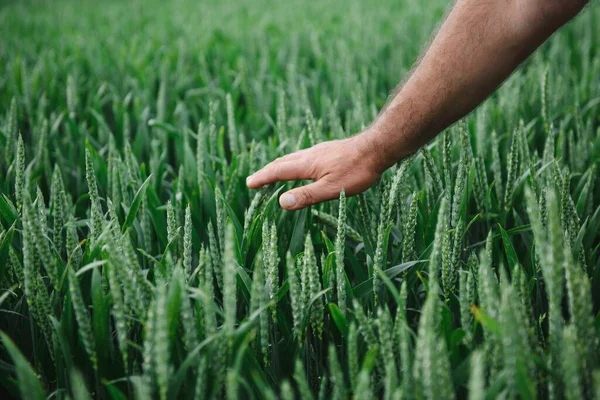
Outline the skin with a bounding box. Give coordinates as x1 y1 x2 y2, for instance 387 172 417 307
246 0 590 210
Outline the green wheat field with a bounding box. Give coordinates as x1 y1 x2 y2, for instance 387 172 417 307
0 0 599 398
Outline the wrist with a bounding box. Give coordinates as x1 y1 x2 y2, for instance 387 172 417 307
357 127 399 174
363 92 430 171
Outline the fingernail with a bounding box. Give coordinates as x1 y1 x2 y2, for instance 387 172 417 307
246 174 254 186
280 193 297 208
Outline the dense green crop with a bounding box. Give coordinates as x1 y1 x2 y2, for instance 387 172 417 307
1 0 599 399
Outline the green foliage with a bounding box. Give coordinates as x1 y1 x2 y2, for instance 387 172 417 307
0 0 599 398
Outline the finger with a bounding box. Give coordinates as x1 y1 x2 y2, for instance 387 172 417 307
246 160 311 189
279 180 339 210
273 151 305 163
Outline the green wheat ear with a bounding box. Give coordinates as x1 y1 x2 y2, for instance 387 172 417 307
353 368 374 400
223 220 237 344
15 133 25 212
276 89 288 142
303 233 323 338
183 204 192 279
226 93 239 154
107 258 129 372
490 129 503 205
420 146 443 197
500 280 534 397
402 193 418 262
503 128 519 211
21 195 54 357
280 380 294 400
334 189 347 314
293 358 314 400
154 283 170 400
85 148 103 244
166 200 178 256
352 298 376 346
267 220 279 322
142 297 157 395
347 322 359 390
287 251 304 339
68 257 98 370
377 306 395 374
450 122 467 227
459 269 474 344
203 246 217 337
178 266 198 353
328 344 347 400
30 188 57 287
193 356 207 399
5 98 17 163
250 250 269 364
468 351 485 400
562 325 583 400
50 166 66 256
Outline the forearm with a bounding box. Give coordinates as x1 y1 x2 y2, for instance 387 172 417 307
366 0 588 171
247 0 589 210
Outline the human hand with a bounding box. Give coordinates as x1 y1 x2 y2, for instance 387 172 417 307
246 133 386 210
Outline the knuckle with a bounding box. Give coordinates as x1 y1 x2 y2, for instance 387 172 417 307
306 160 319 178
297 188 314 206
271 164 283 178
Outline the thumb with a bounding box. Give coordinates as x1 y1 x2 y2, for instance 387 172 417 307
279 180 339 210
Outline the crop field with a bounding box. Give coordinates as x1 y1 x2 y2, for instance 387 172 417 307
0 0 599 398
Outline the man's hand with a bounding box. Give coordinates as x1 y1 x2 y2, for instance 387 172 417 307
246 133 384 210
247 0 588 211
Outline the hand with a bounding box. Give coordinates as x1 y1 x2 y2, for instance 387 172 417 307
246 133 385 210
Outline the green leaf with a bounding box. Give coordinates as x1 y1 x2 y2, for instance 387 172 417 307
262 185 285 218
236 264 253 304
322 253 335 291
300 288 331 332
215 188 243 247
166 270 183 341
515 358 537 399
471 305 500 335
50 316 74 374
91 267 110 374
463 213 481 239
0 223 16 282
156 239 177 278
148 119 178 134
122 175 152 233
375 267 401 305
0 194 18 226
75 260 107 277
104 382 128 400
498 223 519 271
146 185 168 245
274 280 290 303
168 335 218 399
89 108 112 135
0 332 45 400
70 369 92 400
361 345 379 373
288 207 308 256
328 303 349 337
352 260 425 299
384 260 426 280
320 230 335 254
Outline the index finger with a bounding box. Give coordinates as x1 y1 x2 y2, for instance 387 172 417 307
246 157 312 189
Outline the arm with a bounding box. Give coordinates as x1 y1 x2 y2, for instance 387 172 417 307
246 0 589 210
